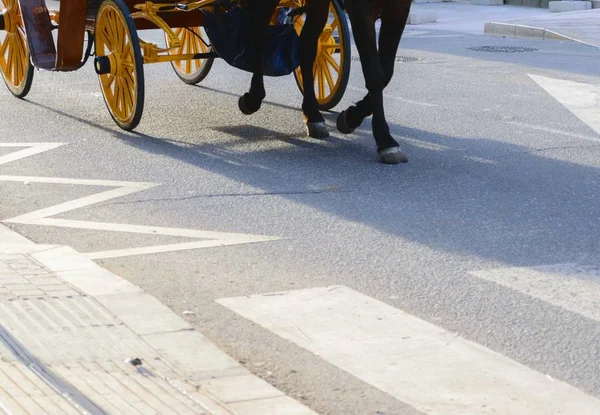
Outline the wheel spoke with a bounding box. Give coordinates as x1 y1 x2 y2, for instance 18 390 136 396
114 78 123 116
317 60 325 99
120 77 132 117
322 58 335 92
329 17 338 33
189 31 198 72
0 37 9 59
321 43 339 50
323 52 340 74
198 29 208 53
13 44 22 85
6 41 14 82
106 74 116 89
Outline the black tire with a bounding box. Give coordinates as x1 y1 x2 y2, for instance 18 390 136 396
167 27 214 85
0 0 34 98
293 0 351 111
95 0 144 130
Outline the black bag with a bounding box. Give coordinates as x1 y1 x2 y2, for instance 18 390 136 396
202 6 300 77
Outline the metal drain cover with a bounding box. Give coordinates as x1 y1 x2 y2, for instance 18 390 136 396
469 46 538 53
395 56 421 62
351 56 421 63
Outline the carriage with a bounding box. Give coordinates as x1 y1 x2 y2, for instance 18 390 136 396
0 0 350 130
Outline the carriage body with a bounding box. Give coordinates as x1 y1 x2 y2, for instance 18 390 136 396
0 0 350 129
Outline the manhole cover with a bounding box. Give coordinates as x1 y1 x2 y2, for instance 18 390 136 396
351 56 421 63
468 46 538 53
395 56 421 63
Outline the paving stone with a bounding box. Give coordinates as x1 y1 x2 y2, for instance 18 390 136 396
4 284 36 291
407 10 437 24
13 290 45 297
549 1 591 12
229 396 316 415
472 0 504 5
199 374 284 403
0 249 309 414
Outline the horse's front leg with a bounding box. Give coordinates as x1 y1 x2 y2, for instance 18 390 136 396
239 0 278 115
344 0 407 164
299 0 330 138
337 0 411 138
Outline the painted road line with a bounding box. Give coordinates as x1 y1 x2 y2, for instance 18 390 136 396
529 75 600 137
471 263 600 322
1 144 279 259
412 34 464 38
85 238 276 260
506 121 600 143
0 143 66 167
402 31 430 37
218 286 600 415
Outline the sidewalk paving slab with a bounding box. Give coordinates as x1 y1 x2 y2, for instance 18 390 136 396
0 225 315 415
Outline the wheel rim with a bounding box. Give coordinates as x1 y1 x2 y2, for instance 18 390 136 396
0 0 29 91
294 2 345 106
170 27 210 76
96 3 138 126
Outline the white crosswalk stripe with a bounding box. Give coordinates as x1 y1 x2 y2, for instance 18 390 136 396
529 74 600 138
470 263 600 323
218 280 600 414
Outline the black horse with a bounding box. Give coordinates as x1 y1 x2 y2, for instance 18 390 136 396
241 0 412 165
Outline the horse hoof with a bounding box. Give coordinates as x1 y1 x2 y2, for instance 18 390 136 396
305 121 330 139
378 147 408 164
336 111 355 135
238 95 260 115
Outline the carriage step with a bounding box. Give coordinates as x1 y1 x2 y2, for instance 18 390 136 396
18 0 57 70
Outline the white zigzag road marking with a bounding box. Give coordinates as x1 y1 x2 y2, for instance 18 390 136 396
0 143 279 259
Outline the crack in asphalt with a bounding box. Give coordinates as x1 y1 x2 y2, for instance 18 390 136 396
94 188 349 207
515 143 600 155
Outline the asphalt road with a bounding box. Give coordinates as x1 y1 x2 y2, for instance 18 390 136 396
2 22 600 414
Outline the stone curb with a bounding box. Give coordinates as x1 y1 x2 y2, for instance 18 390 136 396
484 21 598 48
0 225 316 415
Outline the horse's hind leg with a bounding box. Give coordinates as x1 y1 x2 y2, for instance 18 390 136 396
299 0 330 138
337 0 411 136
239 0 278 115
343 0 407 163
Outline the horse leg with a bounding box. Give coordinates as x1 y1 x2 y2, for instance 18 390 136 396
337 0 410 136
299 0 330 138
238 0 278 115
343 0 407 164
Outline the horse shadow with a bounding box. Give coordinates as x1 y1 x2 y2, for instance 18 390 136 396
24 98 600 271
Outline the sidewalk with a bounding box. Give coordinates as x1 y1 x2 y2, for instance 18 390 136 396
410 2 600 48
0 225 314 414
485 9 600 47
410 2 549 34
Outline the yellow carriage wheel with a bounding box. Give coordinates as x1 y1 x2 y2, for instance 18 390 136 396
293 0 350 111
0 0 34 98
95 0 144 130
167 27 214 85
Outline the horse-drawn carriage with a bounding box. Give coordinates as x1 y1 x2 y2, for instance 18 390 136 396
0 0 350 130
